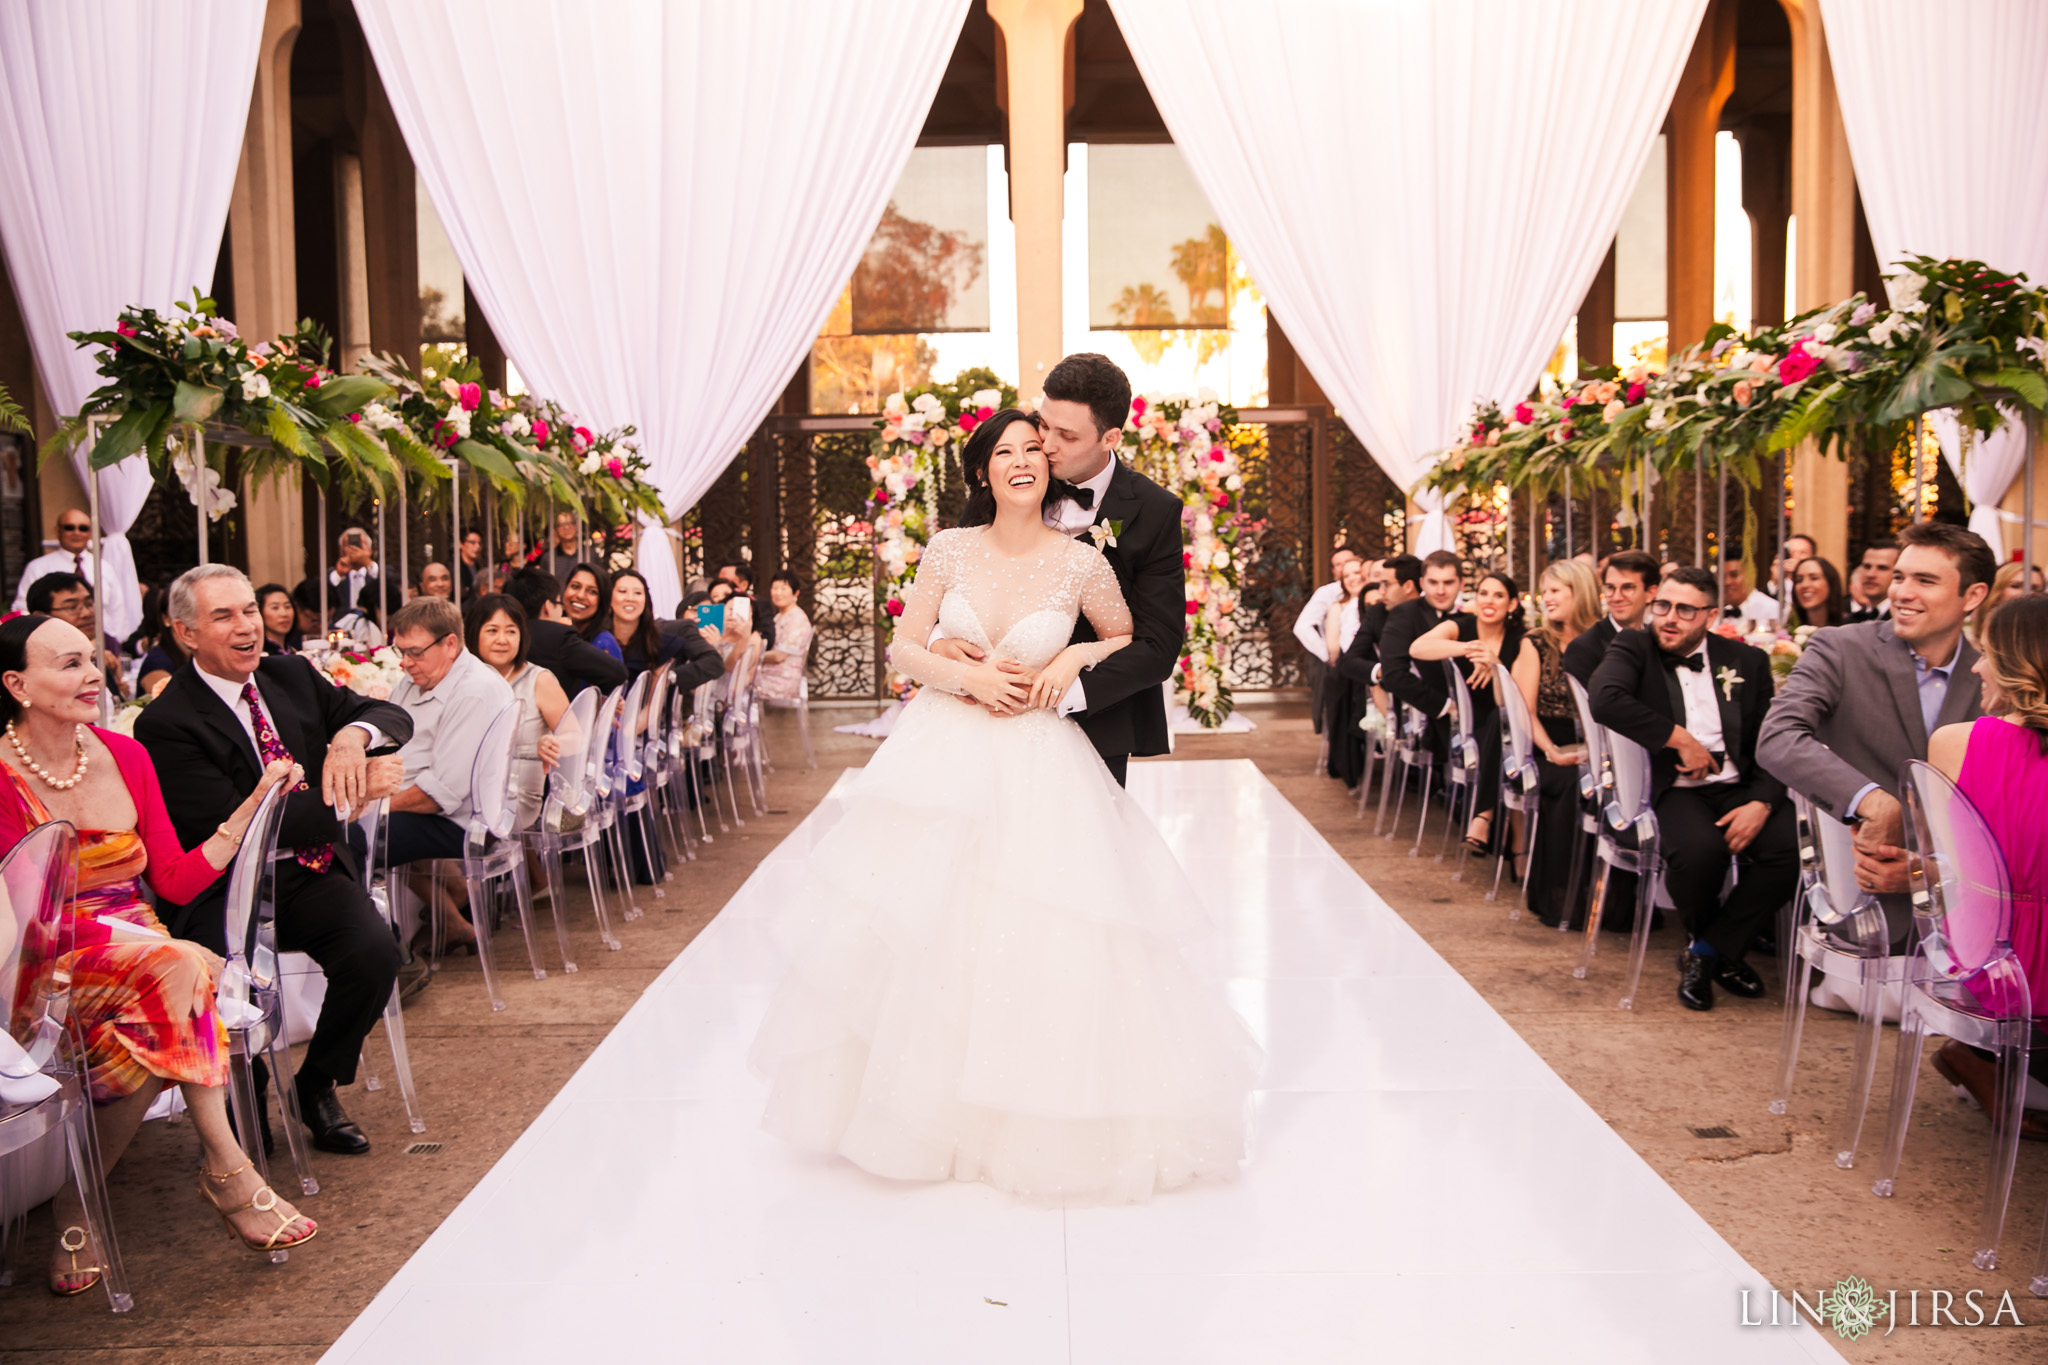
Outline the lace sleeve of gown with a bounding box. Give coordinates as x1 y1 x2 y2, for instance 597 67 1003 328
885 529 975 695
1076 542 1134 667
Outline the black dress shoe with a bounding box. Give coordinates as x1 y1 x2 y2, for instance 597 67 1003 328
1711 959 1768 999
297 1080 371 1155
1677 952 1714 1011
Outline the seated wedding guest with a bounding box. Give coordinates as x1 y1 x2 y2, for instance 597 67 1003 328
384 596 515 874
1338 554 1419 734
290 579 323 641
9 508 101 616
1409 570 1529 854
457 530 483 599
592 569 683 681
1773 532 1819 605
255 581 303 655
1590 566 1796 1011
27 572 125 699
1321 557 1371 783
1291 546 1363 735
1760 523 1991 952
715 559 769 647
1516 559 1600 924
416 561 454 602
546 509 581 575
465 593 566 833
1787 556 1846 630
505 566 627 698
1928 592 2048 1139
137 565 409 1156
0 614 318 1291
1563 549 1658 686
1844 543 1897 624
1720 557 1779 624
1377 550 1464 759
706 579 735 605
562 562 607 641
134 589 189 697
755 571 814 703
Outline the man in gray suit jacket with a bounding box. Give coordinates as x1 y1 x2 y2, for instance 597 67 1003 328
1757 522 1996 941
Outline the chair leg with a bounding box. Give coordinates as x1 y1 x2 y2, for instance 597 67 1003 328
1383 755 1410 840
638 805 668 898
1833 949 1889 1169
378 983 427 1134
720 744 746 828
464 869 507 1011
1974 1022 2031 1270
1407 763 1434 858
58 1075 134 1309
263 1018 321 1197
1559 814 1591 933
606 818 643 920
798 704 817 768
1573 855 1613 980
1438 775 1464 866
508 859 547 981
1497 803 1534 912
1769 932 1818 1118
1871 999 1928 1200
1618 846 1659 1011
537 845 577 972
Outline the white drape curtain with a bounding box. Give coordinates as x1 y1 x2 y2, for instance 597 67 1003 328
0 0 263 640
354 0 967 615
1824 0 2048 560
1109 0 1705 554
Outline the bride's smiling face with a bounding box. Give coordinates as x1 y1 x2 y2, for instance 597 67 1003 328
988 422 1049 515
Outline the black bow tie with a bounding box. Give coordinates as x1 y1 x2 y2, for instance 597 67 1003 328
1663 650 1705 672
1064 483 1096 510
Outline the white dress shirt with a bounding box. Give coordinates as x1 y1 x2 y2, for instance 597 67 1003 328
1293 580 1346 657
1045 457 1122 717
1722 589 1779 625
388 648 514 824
12 548 99 613
329 561 385 610
1671 639 1738 787
195 664 385 759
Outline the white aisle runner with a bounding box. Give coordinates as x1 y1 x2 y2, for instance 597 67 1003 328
324 760 1843 1363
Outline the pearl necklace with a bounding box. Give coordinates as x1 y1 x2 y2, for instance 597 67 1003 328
6 720 89 790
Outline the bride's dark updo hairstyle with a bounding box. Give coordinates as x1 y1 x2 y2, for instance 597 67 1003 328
958 408 1052 528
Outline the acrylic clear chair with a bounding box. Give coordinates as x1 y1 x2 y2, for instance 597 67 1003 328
614 669 672 900
721 640 769 817
1433 663 1483 868
595 678 649 920
677 680 729 839
757 633 819 769
1560 676 1607 936
0 820 133 1310
344 798 426 1134
1871 760 2038 1283
1769 792 1898 1169
522 685 622 957
1376 688 1438 845
219 780 321 1227
1573 718 1662 1011
1490 661 1542 912
1352 695 1389 819
646 670 697 862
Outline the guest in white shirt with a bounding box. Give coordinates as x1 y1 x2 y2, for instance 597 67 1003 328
1719 557 1780 625
1292 547 1361 734
328 527 400 620
383 598 515 902
11 508 102 615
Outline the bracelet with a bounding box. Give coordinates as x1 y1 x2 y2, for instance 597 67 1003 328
214 822 244 847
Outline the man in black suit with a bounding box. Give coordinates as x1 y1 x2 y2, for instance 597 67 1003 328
137 565 411 1153
1336 554 1417 698
1376 550 1463 761
503 566 629 697
930 353 1184 786
1588 565 1796 1011
1563 548 1659 686
1842 543 1898 624
327 527 403 618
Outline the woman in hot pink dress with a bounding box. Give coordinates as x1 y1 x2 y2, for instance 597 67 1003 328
1929 593 2048 1138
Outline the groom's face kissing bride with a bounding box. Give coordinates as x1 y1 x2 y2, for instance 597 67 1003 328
1039 389 1123 488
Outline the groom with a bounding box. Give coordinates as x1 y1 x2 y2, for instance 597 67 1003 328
934 352 1186 785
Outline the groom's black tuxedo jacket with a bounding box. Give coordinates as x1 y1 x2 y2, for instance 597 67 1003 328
134 655 412 945
1068 458 1187 760
1587 628 1784 806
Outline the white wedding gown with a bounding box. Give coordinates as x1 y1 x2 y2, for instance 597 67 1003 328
749 526 1262 1205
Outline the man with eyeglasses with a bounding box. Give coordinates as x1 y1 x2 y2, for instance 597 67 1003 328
383 596 514 874
1563 549 1660 687
1589 566 1796 1011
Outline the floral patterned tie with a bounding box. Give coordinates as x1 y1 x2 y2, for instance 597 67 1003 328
241 682 334 873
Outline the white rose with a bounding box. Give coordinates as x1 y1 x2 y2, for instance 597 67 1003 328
241 371 271 401
1212 549 1230 570
1225 474 1243 491
970 389 1001 409
579 453 602 475
1810 322 1837 344
912 393 943 415
447 406 472 439
1890 271 1925 308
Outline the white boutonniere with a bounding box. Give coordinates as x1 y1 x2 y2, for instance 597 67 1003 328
1087 519 1123 550
1716 665 1741 701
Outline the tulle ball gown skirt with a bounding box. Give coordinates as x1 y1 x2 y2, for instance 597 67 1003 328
748 691 1262 1206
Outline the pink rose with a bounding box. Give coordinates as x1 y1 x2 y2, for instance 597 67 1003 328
1185 599 1200 615
885 597 904 617
957 413 978 434
1210 450 1226 463
605 457 624 478
1733 378 1756 407
1513 402 1533 424
976 405 993 421
1131 396 1147 418
1206 418 1222 433
1561 395 1576 409
574 426 594 448
1626 382 1645 404
306 373 322 389
532 419 551 444
458 382 482 412
1778 341 1819 385
348 412 362 424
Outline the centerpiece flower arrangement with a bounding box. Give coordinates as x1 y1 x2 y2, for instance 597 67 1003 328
868 369 1017 699
55 293 398 516
1123 391 1245 727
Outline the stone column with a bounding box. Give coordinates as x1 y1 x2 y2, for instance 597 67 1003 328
1666 0 1737 354
1784 0 1855 573
333 151 374 376
1737 117 1792 328
1577 243 1617 371
229 0 305 588
987 0 1084 400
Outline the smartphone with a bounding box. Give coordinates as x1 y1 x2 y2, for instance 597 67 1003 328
695 602 725 632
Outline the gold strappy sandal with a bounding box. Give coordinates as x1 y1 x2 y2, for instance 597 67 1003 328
200 1159 318 1254
49 1225 101 1296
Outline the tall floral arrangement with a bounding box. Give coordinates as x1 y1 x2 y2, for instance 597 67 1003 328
1124 392 1244 726
358 351 559 505
517 397 667 532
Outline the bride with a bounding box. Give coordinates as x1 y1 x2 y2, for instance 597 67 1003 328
749 408 1261 1205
